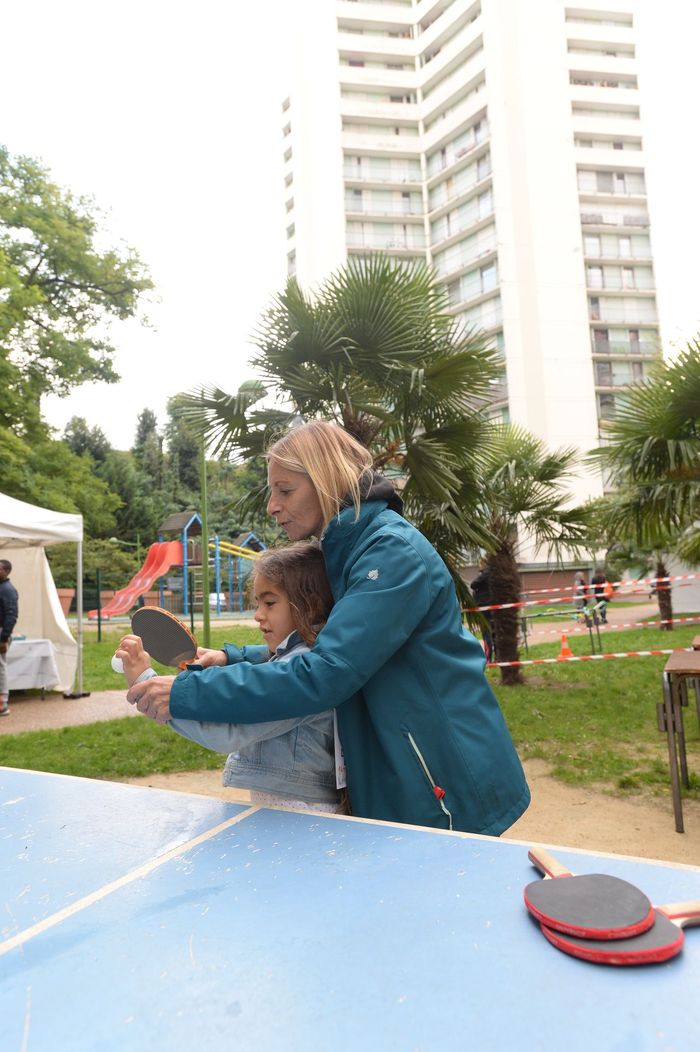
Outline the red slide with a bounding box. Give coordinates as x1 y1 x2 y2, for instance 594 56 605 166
88 541 183 620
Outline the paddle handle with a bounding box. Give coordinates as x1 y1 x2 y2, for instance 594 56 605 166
528 846 573 879
659 899 700 927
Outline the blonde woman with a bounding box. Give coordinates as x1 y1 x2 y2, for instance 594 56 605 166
129 421 530 835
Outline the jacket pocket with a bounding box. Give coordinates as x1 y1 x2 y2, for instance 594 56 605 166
405 730 453 831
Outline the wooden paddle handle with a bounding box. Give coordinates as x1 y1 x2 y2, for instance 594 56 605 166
659 899 700 926
528 846 573 879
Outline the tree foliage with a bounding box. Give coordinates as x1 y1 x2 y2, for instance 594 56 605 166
473 426 590 684
177 255 503 599
591 341 700 564
0 144 153 438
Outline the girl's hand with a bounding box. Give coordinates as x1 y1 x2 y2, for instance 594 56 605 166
115 634 152 687
195 646 227 668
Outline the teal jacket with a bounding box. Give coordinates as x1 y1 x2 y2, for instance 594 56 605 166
170 489 530 835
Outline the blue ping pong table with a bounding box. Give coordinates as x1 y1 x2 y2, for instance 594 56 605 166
2 766 700 1052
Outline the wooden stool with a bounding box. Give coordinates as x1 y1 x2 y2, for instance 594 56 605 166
658 651 700 833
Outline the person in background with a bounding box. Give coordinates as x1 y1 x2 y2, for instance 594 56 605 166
573 571 588 614
128 420 530 836
590 566 609 624
0 559 19 716
116 543 346 813
470 558 494 662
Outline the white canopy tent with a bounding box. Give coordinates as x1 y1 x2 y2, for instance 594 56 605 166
0 493 84 694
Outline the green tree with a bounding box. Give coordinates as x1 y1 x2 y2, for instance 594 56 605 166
132 408 164 490
164 394 200 494
473 426 590 685
0 428 120 536
592 341 700 564
63 416 112 463
0 144 153 438
178 255 501 600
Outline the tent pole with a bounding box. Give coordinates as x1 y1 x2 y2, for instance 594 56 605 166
76 540 84 694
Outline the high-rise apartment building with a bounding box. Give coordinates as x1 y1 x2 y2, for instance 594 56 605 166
281 0 661 507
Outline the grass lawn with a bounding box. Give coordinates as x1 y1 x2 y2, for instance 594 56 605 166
1 622 698 800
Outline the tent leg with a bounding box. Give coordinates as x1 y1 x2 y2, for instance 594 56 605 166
64 539 90 698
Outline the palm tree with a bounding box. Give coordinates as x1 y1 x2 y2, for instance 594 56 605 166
591 340 700 621
592 341 700 556
470 426 590 685
178 255 502 602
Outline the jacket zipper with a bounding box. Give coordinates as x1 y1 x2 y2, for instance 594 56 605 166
407 732 453 831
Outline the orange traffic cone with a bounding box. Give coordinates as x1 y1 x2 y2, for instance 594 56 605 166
559 633 573 659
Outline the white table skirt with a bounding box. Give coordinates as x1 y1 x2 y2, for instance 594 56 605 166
7 638 61 691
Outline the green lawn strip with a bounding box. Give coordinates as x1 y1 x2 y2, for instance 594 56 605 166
3 622 698 797
491 622 700 799
0 718 222 780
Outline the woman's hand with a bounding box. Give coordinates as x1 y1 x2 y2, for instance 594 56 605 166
195 646 227 668
126 676 176 723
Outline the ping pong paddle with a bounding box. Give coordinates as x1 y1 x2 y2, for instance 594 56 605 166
130 607 198 670
524 846 655 939
540 899 700 965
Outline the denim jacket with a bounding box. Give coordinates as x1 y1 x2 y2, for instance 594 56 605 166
167 632 340 805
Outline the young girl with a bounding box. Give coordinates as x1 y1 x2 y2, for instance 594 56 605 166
116 542 346 813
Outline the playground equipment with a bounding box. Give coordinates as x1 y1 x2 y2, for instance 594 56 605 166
88 512 264 620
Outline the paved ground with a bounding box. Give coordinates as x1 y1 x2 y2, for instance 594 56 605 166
0 690 138 734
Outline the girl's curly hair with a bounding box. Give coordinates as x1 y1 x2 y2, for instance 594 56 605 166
251 542 334 646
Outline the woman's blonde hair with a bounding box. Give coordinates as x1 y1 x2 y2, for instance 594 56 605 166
266 420 374 527
251 542 334 646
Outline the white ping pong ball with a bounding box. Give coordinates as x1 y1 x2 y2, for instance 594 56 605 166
111 655 124 674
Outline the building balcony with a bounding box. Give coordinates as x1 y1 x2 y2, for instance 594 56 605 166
580 211 649 228
338 66 418 91
339 99 420 124
422 92 486 154
586 277 656 292
343 165 423 187
337 32 415 61
434 242 497 282
428 170 491 219
346 231 427 252
430 209 494 254
345 202 425 219
425 136 490 187
341 130 422 155
591 341 659 358
588 305 658 324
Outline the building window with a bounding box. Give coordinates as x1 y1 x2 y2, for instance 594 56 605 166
481 263 497 292
587 265 603 289
593 328 609 352
584 235 601 257
629 329 640 353
590 296 601 320
622 266 635 289
348 59 365 67
596 171 613 192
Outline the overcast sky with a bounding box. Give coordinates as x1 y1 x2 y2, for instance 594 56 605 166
2 0 697 451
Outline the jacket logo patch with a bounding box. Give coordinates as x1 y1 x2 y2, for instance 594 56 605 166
367 569 379 580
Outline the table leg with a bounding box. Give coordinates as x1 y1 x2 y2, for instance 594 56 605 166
658 673 685 834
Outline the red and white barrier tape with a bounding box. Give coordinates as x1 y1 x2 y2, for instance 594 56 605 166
522 615 700 639
519 572 700 598
487 647 694 669
473 578 697 613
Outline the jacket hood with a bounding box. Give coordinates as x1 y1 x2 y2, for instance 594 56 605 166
359 471 404 516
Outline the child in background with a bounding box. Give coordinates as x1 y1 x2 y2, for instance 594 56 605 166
115 543 346 813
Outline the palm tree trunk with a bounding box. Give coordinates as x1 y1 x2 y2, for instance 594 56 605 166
655 557 674 630
488 542 525 686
